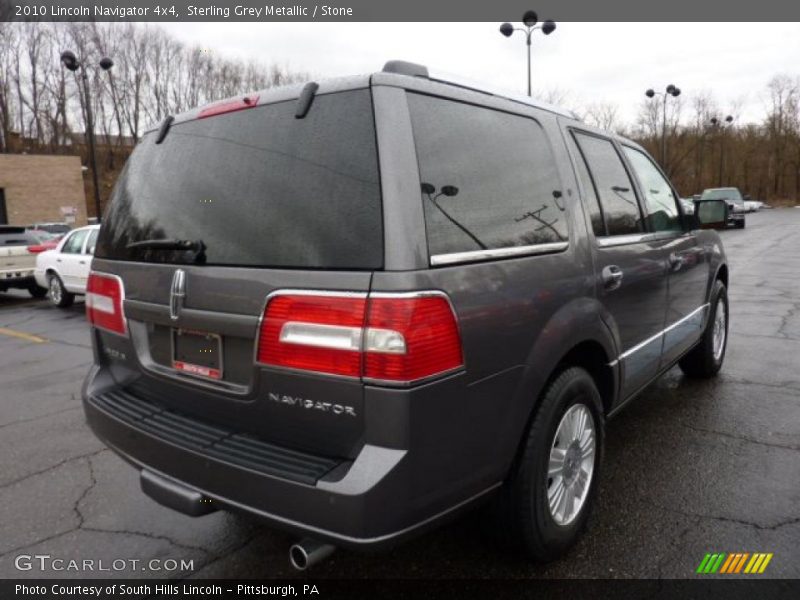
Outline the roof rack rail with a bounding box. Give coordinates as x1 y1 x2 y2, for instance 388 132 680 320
381 59 577 119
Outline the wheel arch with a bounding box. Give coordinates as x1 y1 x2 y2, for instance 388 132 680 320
497 297 619 478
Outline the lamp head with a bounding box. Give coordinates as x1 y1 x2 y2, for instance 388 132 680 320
522 10 538 27
542 20 557 35
441 185 459 197
499 22 514 37
99 57 114 71
645 89 655 98
60 50 80 72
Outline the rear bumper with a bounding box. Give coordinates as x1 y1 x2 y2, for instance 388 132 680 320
0 272 35 289
82 365 500 550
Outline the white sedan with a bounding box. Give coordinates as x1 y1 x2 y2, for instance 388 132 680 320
34 224 100 308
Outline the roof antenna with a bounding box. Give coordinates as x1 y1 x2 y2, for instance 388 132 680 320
295 82 319 119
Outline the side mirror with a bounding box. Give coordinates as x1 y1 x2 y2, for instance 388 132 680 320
693 199 728 230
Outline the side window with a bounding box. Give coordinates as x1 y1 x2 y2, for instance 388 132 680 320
623 147 681 232
407 93 567 257
84 229 99 254
573 132 643 236
62 230 88 254
568 133 605 237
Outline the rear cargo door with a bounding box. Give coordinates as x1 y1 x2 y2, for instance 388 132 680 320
92 86 382 459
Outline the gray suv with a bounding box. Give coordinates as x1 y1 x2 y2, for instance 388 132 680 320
82 61 730 568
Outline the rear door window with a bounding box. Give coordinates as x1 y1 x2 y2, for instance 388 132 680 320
573 132 643 236
96 90 382 270
407 93 567 258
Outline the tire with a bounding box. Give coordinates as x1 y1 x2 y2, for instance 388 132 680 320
28 284 47 299
492 367 604 561
679 279 728 378
47 273 75 308
736 219 745 229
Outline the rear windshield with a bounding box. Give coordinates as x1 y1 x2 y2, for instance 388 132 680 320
96 89 383 269
0 229 40 246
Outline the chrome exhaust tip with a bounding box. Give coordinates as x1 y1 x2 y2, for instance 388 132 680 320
289 538 336 571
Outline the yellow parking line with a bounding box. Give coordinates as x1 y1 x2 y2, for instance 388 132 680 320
0 327 48 344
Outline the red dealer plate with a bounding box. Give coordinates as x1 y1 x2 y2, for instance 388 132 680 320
172 329 222 380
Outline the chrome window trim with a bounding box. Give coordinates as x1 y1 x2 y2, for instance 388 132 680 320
618 303 710 361
430 241 568 267
596 233 654 248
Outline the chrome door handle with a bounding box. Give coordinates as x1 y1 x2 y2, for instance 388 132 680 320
601 265 624 290
668 252 683 271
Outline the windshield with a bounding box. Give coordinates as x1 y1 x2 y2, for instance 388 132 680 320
701 188 743 204
95 89 383 270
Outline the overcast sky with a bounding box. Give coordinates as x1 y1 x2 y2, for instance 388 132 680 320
157 22 800 126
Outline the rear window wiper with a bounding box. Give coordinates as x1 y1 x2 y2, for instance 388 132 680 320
127 239 203 251
126 239 207 264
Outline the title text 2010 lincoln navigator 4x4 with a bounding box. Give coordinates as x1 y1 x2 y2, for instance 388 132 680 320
82 61 731 568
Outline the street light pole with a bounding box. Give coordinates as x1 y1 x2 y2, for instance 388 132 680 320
526 33 531 97
500 11 556 98
645 84 681 169
60 51 114 223
711 115 734 186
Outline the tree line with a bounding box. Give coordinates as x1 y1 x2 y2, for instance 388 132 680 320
0 22 305 150
1 22 799 211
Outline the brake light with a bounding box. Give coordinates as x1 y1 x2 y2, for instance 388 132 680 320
256 291 463 384
363 295 463 382
86 272 127 336
27 245 46 254
198 95 259 119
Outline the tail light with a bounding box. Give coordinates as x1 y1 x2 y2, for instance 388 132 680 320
27 245 46 254
256 291 463 385
86 271 127 336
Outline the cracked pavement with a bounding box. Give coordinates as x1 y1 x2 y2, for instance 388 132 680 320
0 208 798 579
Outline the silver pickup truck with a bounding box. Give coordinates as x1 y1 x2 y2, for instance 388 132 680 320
0 226 48 297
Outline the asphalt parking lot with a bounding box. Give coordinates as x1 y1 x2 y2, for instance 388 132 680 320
0 208 798 580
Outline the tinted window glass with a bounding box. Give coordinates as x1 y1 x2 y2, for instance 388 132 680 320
573 133 643 236
96 90 382 269
407 93 566 257
623 147 681 232
62 229 89 254
568 133 606 237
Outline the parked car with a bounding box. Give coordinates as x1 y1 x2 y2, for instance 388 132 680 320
26 230 64 253
0 226 48 298
700 187 746 228
34 224 99 307
27 222 72 235
81 61 730 568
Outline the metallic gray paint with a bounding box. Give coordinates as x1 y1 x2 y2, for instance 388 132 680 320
82 70 727 550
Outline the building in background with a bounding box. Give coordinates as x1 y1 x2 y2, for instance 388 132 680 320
0 154 88 227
